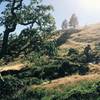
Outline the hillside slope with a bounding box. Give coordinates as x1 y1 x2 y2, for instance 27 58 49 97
32 63 100 89
70 23 100 44
43 74 100 88
37 24 100 89
51 23 100 49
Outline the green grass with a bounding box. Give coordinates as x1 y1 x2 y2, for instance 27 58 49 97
8 79 99 100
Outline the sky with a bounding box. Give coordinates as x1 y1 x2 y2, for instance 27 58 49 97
44 0 100 29
0 0 100 33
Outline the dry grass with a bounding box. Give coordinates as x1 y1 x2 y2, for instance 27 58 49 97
59 40 85 50
0 63 25 72
70 23 100 44
48 63 100 88
32 73 100 89
36 25 100 89
89 63 100 74
50 23 100 50
1 24 100 90
32 63 100 89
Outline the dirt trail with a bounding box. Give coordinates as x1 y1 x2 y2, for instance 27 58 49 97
0 63 25 72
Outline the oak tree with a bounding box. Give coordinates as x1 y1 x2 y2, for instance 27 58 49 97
0 0 55 57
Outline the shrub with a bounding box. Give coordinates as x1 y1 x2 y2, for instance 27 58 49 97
78 54 87 63
15 81 100 100
43 41 58 57
0 75 24 99
68 54 79 62
61 60 89 75
67 48 79 56
16 88 46 100
16 59 89 80
67 48 97 63
0 58 5 66
96 81 100 93
22 77 42 85
25 52 50 66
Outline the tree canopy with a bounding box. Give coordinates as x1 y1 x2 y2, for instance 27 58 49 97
69 14 79 28
61 19 68 30
0 0 56 57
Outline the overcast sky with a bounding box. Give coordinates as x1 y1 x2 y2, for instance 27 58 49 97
0 0 100 33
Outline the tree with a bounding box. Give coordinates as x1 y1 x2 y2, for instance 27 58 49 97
69 14 79 28
61 19 68 30
0 0 55 57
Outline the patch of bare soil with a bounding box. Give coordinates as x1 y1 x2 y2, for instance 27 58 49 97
0 63 25 72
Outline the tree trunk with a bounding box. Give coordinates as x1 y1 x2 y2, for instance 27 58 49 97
1 30 9 56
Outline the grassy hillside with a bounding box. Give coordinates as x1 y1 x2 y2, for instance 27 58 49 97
50 23 100 50
0 23 100 100
15 77 100 100
71 24 100 44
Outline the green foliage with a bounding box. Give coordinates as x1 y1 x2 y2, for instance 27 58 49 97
8 30 58 58
67 48 82 63
68 48 79 56
25 52 49 66
43 41 58 57
61 80 100 100
0 0 56 57
17 88 46 100
0 58 5 66
0 75 24 99
23 41 58 66
68 54 79 62
16 59 89 80
0 75 42 99
95 42 100 51
13 80 100 100
78 54 87 63
22 77 42 85
62 60 89 75
67 48 97 63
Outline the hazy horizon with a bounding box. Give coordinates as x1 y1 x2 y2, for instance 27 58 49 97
44 0 100 29
0 0 100 33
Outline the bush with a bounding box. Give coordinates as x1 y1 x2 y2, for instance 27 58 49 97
0 75 24 99
68 54 79 62
62 81 100 100
0 59 5 66
25 52 50 66
43 41 58 57
67 48 79 56
22 77 42 85
78 54 87 63
17 88 46 100
15 80 100 100
96 81 100 93
61 60 89 75
16 59 89 80
67 48 97 63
